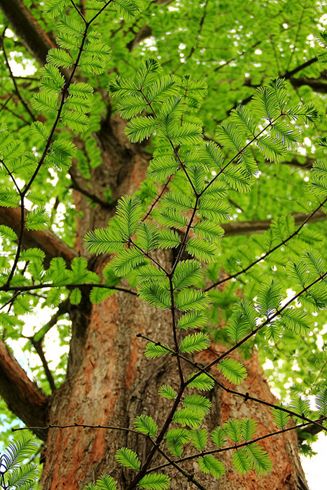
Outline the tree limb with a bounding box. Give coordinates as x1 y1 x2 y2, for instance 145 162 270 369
281 157 314 169
290 75 327 94
222 210 326 237
0 0 55 65
0 207 77 262
0 340 48 439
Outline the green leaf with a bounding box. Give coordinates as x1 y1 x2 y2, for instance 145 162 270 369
186 238 216 263
187 373 215 391
218 358 247 385
144 342 170 358
246 444 272 474
257 280 281 314
224 419 243 443
198 455 225 479
126 116 157 142
70 288 81 305
115 448 141 470
166 428 189 457
189 429 207 451
173 260 202 289
316 388 327 416
175 289 208 311
178 311 207 330
0 225 17 241
156 229 180 249
47 48 73 68
25 209 48 231
138 473 170 489
272 409 289 429
184 394 211 416
70 257 99 284
111 249 146 276
241 419 257 441
116 197 142 240
84 226 125 255
179 333 210 353
173 408 204 428
90 287 115 304
211 427 226 447
134 415 158 438
159 385 177 400
0 191 19 207
139 284 171 309
232 448 252 473
85 475 117 490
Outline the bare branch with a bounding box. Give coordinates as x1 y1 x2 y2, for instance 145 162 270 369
0 340 48 439
207 197 327 290
0 28 36 121
0 0 55 65
0 206 78 262
222 209 326 237
290 75 327 94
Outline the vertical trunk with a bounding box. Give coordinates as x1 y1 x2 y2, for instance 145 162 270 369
41 127 307 489
42 296 307 489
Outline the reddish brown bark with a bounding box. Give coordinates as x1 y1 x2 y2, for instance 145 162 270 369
0 2 310 489
0 340 48 439
0 206 77 262
40 133 308 489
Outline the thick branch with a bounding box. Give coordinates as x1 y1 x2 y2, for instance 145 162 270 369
0 207 77 262
281 157 314 169
298 421 326 442
0 0 55 65
222 210 326 237
0 340 48 439
290 75 327 94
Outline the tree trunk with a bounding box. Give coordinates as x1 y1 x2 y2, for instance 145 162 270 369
40 126 308 489
0 3 317 489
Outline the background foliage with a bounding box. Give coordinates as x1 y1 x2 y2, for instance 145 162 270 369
0 0 326 488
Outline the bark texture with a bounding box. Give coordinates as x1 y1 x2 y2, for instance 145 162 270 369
40 131 308 489
0 2 311 489
0 340 48 439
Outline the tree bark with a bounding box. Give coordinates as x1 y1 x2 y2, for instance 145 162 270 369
40 132 308 489
0 340 48 439
0 2 310 488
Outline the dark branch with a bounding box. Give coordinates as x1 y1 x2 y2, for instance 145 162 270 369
1 28 36 121
290 75 327 94
149 419 320 472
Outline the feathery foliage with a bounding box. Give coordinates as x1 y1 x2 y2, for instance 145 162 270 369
0 0 326 488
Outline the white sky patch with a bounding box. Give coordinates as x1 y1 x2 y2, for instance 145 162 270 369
319 14 327 25
8 53 36 77
302 434 327 490
140 37 158 52
8 305 69 381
